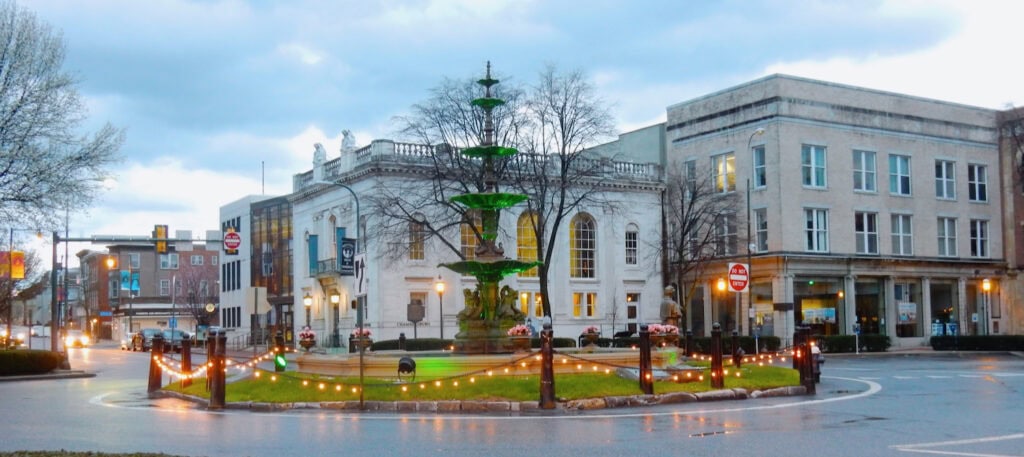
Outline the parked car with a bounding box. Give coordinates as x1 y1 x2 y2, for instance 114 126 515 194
161 329 190 353
130 328 162 351
65 330 90 348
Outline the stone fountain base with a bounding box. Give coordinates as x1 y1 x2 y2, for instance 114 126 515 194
453 319 519 354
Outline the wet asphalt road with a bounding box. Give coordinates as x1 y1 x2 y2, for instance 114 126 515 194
1 342 1022 457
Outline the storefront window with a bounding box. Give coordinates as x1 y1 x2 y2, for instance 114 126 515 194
855 279 883 335
751 282 773 336
894 281 922 337
794 277 842 336
929 281 958 336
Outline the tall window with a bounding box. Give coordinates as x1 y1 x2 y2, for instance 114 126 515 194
854 212 878 254
934 160 956 199
569 213 596 278
715 213 737 255
624 224 638 266
970 219 989 258
572 292 598 318
408 219 425 260
853 150 876 192
937 217 957 257
128 253 140 269
711 152 735 193
968 164 988 202
752 146 767 188
891 214 913 256
889 154 911 195
517 212 539 277
801 144 826 188
159 279 170 296
684 160 697 198
460 211 481 260
754 208 768 253
191 254 204 265
804 208 829 252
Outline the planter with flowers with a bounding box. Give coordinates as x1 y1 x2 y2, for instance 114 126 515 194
351 328 373 351
580 325 600 347
506 324 533 352
647 323 680 347
298 326 316 351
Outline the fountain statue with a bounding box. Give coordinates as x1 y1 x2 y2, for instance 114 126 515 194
439 62 540 353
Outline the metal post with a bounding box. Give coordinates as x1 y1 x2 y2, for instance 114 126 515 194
745 128 763 337
539 323 555 409
684 330 693 357
147 333 164 395
357 296 365 410
181 338 192 388
710 323 723 389
638 324 653 395
209 329 227 409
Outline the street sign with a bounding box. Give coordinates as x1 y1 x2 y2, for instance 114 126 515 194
224 231 242 251
728 262 749 292
354 253 367 295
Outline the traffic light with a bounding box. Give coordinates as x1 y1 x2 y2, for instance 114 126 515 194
274 349 287 372
273 333 286 372
153 224 168 253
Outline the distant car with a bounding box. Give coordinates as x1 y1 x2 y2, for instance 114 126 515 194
161 329 190 353
130 328 163 352
1 327 27 348
65 330 90 348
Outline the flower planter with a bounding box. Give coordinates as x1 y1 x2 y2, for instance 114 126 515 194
509 336 532 352
353 337 373 352
299 339 316 351
582 333 599 347
650 333 679 348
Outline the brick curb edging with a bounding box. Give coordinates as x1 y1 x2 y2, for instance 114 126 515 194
156 385 807 414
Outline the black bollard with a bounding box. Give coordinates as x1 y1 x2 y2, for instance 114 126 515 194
209 329 227 410
731 330 742 368
792 328 803 370
638 324 653 395
147 333 165 395
710 323 724 389
398 332 407 351
206 332 216 391
684 330 693 357
539 323 556 409
181 338 192 388
800 326 816 395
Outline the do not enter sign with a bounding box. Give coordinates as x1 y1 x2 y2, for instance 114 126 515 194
728 262 749 292
224 231 242 251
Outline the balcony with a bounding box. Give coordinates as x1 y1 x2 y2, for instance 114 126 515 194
310 258 341 278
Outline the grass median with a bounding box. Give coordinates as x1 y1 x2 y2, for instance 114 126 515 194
164 361 798 403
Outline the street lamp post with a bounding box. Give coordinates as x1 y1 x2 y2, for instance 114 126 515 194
981 278 991 335
435 276 445 340
745 127 765 337
330 292 340 347
716 277 726 330
303 292 312 327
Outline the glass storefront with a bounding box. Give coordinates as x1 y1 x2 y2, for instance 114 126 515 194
855 279 884 335
894 280 922 337
751 281 774 336
929 281 958 336
794 277 842 336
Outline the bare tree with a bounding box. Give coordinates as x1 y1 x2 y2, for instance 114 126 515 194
373 72 530 263
660 159 739 327
999 107 1024 193
509 65 617 318
381 65 617 322
0 1 122 229
175 264 219 327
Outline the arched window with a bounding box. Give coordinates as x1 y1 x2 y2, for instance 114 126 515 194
570 213 596 278
461 211 481 260
409 215 426 260
517 211 539 277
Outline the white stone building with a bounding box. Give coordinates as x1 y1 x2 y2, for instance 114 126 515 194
666 74 1006 348
288 131 666 346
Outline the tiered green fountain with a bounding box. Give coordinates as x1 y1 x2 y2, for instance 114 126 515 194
441 63 541 354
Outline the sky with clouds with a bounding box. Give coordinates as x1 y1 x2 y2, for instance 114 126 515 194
20 0 1023 264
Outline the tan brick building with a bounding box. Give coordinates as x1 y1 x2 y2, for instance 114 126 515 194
666 75 1007 348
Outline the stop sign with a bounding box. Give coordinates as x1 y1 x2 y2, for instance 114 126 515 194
728 262 749 292
224 231 242 251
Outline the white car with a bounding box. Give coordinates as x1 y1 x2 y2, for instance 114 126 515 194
64 330 90 348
